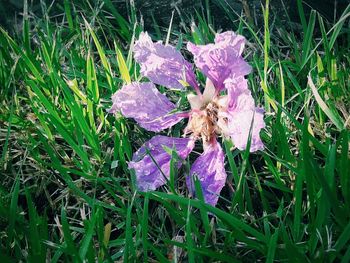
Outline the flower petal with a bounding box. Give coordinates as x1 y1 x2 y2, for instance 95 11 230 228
129 136 194 191
224 77 254 110
187 31 251 90
186 78 216 112
109 82 184 132
202 78 216 103
227 108 265 152
186 140 227 206
224 77 265 152
134 32 197 89
214 31 246 55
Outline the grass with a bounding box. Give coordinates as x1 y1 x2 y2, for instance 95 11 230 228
0 0 349 262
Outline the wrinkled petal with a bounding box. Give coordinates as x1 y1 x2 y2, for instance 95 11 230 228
134 32 197 89
129 136 195 191
214 31 246 54
187 31 251 90
224 77 254 110
224 77 265 152
109 82 184 132
186 140 227 206
227 108 265 152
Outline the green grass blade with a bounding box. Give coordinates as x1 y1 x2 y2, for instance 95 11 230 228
115 42 131 84
308 75 344 130
85 19 113 90
64 0 74 31
124 192 136 262
301 10 316 66
79 209 100 259
8 176 20 246
142 193 149 262
266 227 279 263
185 200 195 263
61 207 81 262
296 0 307 34
329 4 350 49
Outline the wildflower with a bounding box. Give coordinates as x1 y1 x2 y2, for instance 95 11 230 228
109 31 265 206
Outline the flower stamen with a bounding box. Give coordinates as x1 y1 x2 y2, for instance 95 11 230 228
186 99 222 143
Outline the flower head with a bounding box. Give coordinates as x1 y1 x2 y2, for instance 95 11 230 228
110 31 265 206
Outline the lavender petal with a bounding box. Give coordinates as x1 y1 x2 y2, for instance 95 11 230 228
225 77 265 152
109 82 184 132
129 136 194 191
187 31 251 90
186 140 227 206
134 32 197 89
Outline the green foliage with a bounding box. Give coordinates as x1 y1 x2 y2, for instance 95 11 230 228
0 1 349 262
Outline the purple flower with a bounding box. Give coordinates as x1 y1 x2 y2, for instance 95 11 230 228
110 31 265 206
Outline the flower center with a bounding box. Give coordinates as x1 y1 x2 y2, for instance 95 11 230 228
185 100 221 143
